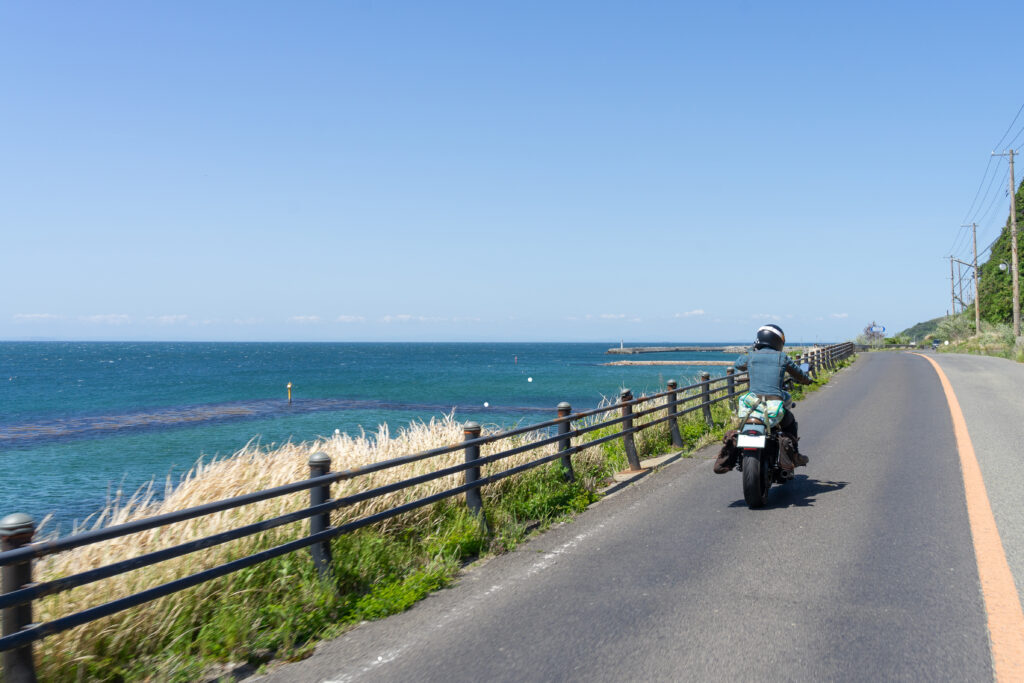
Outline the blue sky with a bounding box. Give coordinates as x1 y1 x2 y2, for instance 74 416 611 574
3 1 1023 342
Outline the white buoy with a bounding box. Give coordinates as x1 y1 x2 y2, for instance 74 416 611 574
483 402 489 408
527 377 533 382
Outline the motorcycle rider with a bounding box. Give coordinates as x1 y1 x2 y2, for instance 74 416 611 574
733 324 813 468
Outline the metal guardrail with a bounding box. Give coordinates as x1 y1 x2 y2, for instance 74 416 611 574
855 343 920 351
0 342 855 678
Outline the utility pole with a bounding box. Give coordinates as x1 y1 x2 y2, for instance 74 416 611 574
952 257 975 314
962 222 981 335
992 149 1020 336
950 255 957 316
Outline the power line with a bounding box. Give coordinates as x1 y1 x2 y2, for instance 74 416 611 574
1007 122 1024 151
961 155 995 225
952 223 975 259
979 221 1002 252
979 234 999 261
993 101 1024 151
977 184 1010 232
970 159 1009 226
955 102 1024 255
948 224 971 258
954 165 1010 260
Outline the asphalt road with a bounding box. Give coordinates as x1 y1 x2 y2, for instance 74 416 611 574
252 351 1024 682
929 352 1024 597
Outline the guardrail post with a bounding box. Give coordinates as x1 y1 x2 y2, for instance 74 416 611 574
699 372 714 428
725 367 736 405
556 402 575 482
619 390 642 471
1 513 36 683
463 422 485 516
307 453 333 579
665 381 683 449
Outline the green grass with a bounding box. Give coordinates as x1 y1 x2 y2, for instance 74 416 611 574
53 470 601 682
936 319 1024 363
789 356 854 402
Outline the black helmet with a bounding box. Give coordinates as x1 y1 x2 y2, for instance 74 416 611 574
755 324 785 351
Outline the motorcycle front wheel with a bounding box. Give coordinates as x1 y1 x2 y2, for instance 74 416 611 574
742 451 771 508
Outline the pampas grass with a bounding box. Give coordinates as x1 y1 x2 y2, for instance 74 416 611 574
32 411 609 679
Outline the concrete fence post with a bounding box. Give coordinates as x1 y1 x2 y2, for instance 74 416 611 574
619 389 642 471
556 402 575 482
699 372 714 428
1 513 36 683
307 453 333 579
463 422 484 516
665 381 683 449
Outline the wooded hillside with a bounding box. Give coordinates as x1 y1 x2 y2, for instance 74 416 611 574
977 177 1024 324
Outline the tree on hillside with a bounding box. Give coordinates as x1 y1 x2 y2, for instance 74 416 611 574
977 177 1024 325
898 316 943 340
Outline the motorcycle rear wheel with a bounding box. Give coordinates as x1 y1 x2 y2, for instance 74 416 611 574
742 452 771 508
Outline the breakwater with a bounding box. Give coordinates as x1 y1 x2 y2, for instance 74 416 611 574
607 345 810 354
604 360 735 366
606 345 747 354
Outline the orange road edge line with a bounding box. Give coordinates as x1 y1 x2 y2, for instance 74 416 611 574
913 353 1024 681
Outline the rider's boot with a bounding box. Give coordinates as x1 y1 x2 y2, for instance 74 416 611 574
792 435 809 466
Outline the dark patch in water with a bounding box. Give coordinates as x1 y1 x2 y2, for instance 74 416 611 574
0 399 550 448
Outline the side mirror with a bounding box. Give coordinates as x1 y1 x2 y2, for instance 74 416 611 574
799 363 810 374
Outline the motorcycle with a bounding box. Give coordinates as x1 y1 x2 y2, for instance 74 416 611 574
735 362 811 508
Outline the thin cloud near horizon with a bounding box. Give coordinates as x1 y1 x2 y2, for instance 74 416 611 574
13 313 62 321
80 314 131 325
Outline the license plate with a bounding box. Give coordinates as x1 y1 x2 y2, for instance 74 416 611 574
737 434 766 448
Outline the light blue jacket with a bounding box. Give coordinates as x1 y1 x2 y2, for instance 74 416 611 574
733 347 810 399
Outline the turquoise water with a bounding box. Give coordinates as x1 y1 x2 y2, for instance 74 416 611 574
0 342 738 531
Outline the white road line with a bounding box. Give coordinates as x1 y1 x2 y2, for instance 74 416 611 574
323 523 607 682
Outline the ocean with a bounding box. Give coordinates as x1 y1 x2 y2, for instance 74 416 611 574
0 342 738 532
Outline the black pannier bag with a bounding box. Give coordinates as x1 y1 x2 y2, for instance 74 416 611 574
714 429 740 473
